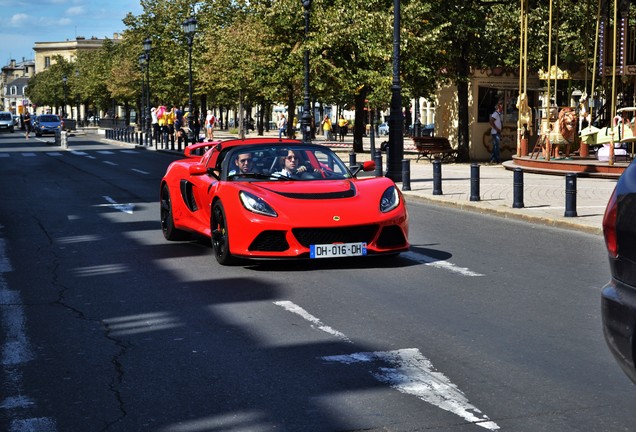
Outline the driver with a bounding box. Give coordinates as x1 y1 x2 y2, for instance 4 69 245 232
228 152 254 176
274 150 311 178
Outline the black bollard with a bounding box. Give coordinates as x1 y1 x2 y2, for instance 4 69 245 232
374 153 383 177
470 163 480 201
432 159 442 195
513 168 524 208
349 152 356 169
564 173 578 217
402 159 411 191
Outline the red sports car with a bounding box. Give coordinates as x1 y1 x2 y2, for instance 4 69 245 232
160 138 409 264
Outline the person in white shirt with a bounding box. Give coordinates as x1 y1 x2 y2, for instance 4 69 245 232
489 103 504 163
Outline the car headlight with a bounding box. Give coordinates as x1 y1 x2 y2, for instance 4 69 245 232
239 191 277 217
380 186 400 213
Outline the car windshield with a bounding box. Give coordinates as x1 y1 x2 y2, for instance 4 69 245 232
0 113 11 120
224 144 352 181
40 115 60 122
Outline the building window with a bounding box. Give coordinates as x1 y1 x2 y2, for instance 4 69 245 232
10 86 17 95
44 57 51 68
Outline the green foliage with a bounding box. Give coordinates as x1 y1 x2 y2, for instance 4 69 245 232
27 0 607 139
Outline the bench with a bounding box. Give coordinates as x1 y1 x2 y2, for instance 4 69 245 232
413 136 457 162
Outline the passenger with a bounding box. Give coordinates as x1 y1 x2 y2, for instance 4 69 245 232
274 150 312 178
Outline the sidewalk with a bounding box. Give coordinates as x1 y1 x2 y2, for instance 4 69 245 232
94 128 615 235
396 161 614 235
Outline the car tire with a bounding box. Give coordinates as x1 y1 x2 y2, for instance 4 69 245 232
160 184 190 241
211 201 235 265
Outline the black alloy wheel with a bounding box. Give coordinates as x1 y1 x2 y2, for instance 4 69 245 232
211 201 235 265
160 184 189 241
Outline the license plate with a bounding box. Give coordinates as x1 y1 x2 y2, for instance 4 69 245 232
310 242 367 259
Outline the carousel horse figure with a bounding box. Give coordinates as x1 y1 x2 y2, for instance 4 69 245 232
516 92 533 137
580 110 633 161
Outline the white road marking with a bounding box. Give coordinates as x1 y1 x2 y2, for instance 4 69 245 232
321 349 500 430
10 417 57 432
103 161 117 166
0 238 58 431
21 153 36 157
70 151 88 156
402 251 484 276
0 153 9 157
122 150 139 154
96 196 134 214
274 301 351 343
46 152 63 157
97 151 114 154
131 168 149 175
276 300 498 429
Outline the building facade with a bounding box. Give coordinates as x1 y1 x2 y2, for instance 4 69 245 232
1 59 35 114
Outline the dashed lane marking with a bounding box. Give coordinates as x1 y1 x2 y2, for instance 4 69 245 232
402 251 485 276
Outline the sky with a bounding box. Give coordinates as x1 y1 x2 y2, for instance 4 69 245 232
0 0 143 65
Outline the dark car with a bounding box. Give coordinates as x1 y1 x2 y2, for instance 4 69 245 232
34 114 63 137
602 161 636 384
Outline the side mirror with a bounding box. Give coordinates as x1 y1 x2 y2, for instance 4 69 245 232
361 160 376 171
188 164 207 176
350 160 375 176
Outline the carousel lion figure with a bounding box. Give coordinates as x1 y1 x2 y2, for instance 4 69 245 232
546 107 577 158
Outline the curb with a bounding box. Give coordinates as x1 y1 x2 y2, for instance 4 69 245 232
401 192 603 235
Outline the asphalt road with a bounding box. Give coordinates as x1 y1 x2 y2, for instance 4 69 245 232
0 132 634 432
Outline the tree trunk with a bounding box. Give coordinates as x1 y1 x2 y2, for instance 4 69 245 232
455 42 471 162
286 87 296 139
353 88 367 153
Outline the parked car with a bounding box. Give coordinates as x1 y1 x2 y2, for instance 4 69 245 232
160 138 409 265
33 114 63 137
0 111 15 133
378 123 389 135
602 160 636 384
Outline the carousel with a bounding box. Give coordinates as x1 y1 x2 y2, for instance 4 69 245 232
510 0 634 178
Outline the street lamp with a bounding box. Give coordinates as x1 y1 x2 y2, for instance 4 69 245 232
62 75 67 118
182 16 197 121
301 0 312 144
138 53 146 131
75 69 80 124
385 0 404 181
143 38 152 143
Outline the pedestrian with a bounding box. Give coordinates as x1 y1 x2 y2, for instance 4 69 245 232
205 110 217 141
191 110 201 143
174 105 184 147
157 105 168 148
151 107 159 144
321 115 333 141
23 110 32 139
489 103 503 164
337 115 348 142
166 106 176 148
278 114 287 139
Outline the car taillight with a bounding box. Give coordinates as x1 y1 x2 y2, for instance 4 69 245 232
603 189 618 258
